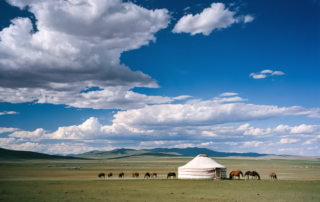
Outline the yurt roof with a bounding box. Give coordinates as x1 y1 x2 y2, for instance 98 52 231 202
178 154 225 169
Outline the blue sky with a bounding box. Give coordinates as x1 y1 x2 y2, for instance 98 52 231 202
0 0 319 155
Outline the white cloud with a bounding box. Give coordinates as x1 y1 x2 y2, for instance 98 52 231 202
272 71 285 75
250 70 285 79
9 128 47 140
0 111 19 115
243 126 272 136
112 97 319 127
279 138 300 144
249 73 267 79
240 141 266 148
0 0 171 110
219 92 238 97
201 131 218 137
173 95 192 100
0 137 17 146
172 3 254 35
290 124 320 134
278 148 303 153
244 15 254 23
302 139 318 145
260 70 273 74
0 127 20 134
3 141 114 155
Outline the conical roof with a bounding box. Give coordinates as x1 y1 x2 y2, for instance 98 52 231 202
179 154 225 170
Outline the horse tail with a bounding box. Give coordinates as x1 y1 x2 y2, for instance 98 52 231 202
240 171 243 177
275 174 277 179
229 172 232 179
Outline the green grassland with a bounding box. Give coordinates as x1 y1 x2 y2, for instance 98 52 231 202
0 155 320 201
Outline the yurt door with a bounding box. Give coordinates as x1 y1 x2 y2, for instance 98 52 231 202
216 168 221 178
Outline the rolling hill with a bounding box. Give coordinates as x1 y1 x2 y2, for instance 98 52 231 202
145 147 269 158
74 148 180 159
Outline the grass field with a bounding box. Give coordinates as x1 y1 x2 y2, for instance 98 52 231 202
1 156 320 201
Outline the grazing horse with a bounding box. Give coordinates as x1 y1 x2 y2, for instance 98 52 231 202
108 173 113 178
98 173 105 179
151 172 157 178
132 172 139 178
167 172 176 179
244 171 260 180
269 172 277 179
119 172 124 178
229 170 243 180
144 172 151 178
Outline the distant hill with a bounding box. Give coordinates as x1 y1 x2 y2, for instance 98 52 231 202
145 147 269 157
0 148 83 161
74 148 179 159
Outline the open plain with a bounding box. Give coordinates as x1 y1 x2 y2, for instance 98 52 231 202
1 156 320 202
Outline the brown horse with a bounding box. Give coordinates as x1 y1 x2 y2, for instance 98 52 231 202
132 172 139 178
151 172 157 178
269 172 277 179
119 172 124 178
244 171 260 180
98 173 105 179
108 173 113 178
229 170 243 180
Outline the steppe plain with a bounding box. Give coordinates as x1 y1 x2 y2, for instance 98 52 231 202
1 155 320 202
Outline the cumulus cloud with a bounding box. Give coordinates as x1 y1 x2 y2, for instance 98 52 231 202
0 0 171 109
250 70 285 79
112 97 319 127
2 141 114 155
0 127 20 134
172 3 254 35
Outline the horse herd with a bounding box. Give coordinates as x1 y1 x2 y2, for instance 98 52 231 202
98 172 177 179
98 171 276 180
229 170 277 180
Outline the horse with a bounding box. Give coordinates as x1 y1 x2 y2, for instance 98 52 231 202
132 172 139 178
98 173 105 179
151 172 157 178
119 172 124 178
269 172 277 179
244 171 260 180
229 170 243 180
144 172 151 178
167 172 176 179
108 173 113 178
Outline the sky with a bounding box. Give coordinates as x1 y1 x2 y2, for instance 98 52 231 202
0 0 319 156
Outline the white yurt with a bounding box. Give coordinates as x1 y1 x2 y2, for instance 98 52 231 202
178 154 227 179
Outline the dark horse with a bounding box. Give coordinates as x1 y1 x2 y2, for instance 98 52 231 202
229 170 243 180
144 172 151 178
167 172 176 179
244 171 260 180
98 173 105 179
108 173 113 178
269 172 277 179
119 172 124 178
